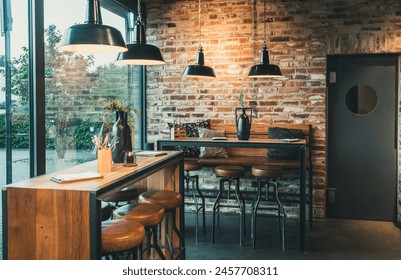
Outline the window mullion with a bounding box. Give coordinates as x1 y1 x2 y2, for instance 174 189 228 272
28 0 46 177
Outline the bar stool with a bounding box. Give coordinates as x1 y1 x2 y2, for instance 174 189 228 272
138 190 184 260
101 219 145 260
251 165 285 249
184 160 205 242
114 203 166 260
212 165 246 246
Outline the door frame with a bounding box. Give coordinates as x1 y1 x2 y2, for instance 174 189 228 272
325 53 400 221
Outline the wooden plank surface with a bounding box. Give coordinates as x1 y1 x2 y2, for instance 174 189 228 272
6 188 91 259
4 151 181 192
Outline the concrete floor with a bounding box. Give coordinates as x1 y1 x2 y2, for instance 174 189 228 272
1 205 401 260
184 212 401 260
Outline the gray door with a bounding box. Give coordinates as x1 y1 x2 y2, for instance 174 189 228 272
327 54 398 221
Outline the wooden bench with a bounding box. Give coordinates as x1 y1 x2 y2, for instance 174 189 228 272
186 120 313 171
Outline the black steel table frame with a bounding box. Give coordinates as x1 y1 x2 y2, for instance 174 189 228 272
157 139 307 252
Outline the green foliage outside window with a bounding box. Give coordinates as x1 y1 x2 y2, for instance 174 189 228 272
0 114 29 148
73 121 103 150
0 114 103 150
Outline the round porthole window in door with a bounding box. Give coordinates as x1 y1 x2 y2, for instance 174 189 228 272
345 84 378 115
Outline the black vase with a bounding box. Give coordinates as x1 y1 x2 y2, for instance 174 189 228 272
235 107 253 140
112 110 132 163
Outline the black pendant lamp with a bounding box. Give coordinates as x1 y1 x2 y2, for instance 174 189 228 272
114 0 165 66
183 0 216 78
248 0 282 78
59 0 127 54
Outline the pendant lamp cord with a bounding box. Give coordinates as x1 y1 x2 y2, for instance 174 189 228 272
198 0 202 48
263 0 267 46
137 0 142 23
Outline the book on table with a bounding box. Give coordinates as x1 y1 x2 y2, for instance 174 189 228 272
50 171 103 184
135 151 168 157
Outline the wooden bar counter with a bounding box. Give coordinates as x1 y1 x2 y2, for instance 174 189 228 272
1 151 184 260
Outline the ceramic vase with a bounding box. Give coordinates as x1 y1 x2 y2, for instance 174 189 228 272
111 110 132 163
235 107 253 140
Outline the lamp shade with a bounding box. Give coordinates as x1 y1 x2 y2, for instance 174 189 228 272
248 44 282 78
114 43 165 65
248 64 282 77
114 19 165 66
59 24 127 54
183 46 216 78
59 0 127 54
183 64 216 78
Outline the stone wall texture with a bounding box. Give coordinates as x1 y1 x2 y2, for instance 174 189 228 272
142 0 401 220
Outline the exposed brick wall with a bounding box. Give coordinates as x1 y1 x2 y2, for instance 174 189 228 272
143 0 401 220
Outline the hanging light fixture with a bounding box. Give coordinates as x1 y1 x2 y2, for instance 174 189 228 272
59 0 127 54
114 0 165 66
248 0 283 78
183 0 216 78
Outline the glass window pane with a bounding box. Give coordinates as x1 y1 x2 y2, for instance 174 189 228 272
43 0 141 173
0 0 30 184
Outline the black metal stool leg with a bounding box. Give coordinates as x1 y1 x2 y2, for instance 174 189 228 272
237 178 246 238
162 209 184 260
251 178 263 248
234 178 245 246
186 172 205 242
185 172 190 192
164 212 173 259
145 228 152 259
195 174 206 234
272 179 285 250
151 225 166 260
212 178 224 243
137 243 142 260
171 208 185 259
190 176 200 243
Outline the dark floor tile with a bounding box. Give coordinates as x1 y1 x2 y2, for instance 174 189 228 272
184 212 401 260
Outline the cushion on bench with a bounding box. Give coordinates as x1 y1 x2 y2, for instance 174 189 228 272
267 127 304 160
198 128 228 158
167 119 210 157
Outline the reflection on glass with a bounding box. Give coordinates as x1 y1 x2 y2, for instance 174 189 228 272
0 0 30 184
345 84 378 115
44 0 141 174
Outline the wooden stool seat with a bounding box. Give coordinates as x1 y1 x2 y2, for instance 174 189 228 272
139 190 182 210
184 161 203 172
214 165 245 178
252 165 283 179
115 203 165 227
102 219 145 255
